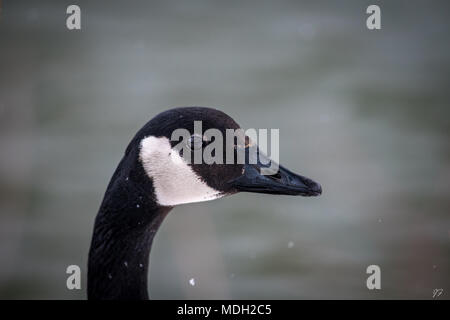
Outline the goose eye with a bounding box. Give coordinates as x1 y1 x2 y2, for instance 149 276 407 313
188 134 206 150
234 135 253 149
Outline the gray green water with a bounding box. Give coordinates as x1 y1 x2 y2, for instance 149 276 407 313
0 0 449 299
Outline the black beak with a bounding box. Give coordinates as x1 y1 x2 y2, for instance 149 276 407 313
229 149 322 197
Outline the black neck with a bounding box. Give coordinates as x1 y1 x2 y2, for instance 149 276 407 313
88 155 172 300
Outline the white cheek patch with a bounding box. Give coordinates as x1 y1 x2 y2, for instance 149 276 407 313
139 136 223 206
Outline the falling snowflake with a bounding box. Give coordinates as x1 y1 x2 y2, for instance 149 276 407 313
287 241 294 248
189 278 196 286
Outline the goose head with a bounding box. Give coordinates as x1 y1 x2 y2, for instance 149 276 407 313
133 106 322 207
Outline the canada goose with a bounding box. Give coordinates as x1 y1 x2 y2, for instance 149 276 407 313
87 107 321 300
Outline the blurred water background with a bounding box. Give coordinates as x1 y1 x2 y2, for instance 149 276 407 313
0 0 449 299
